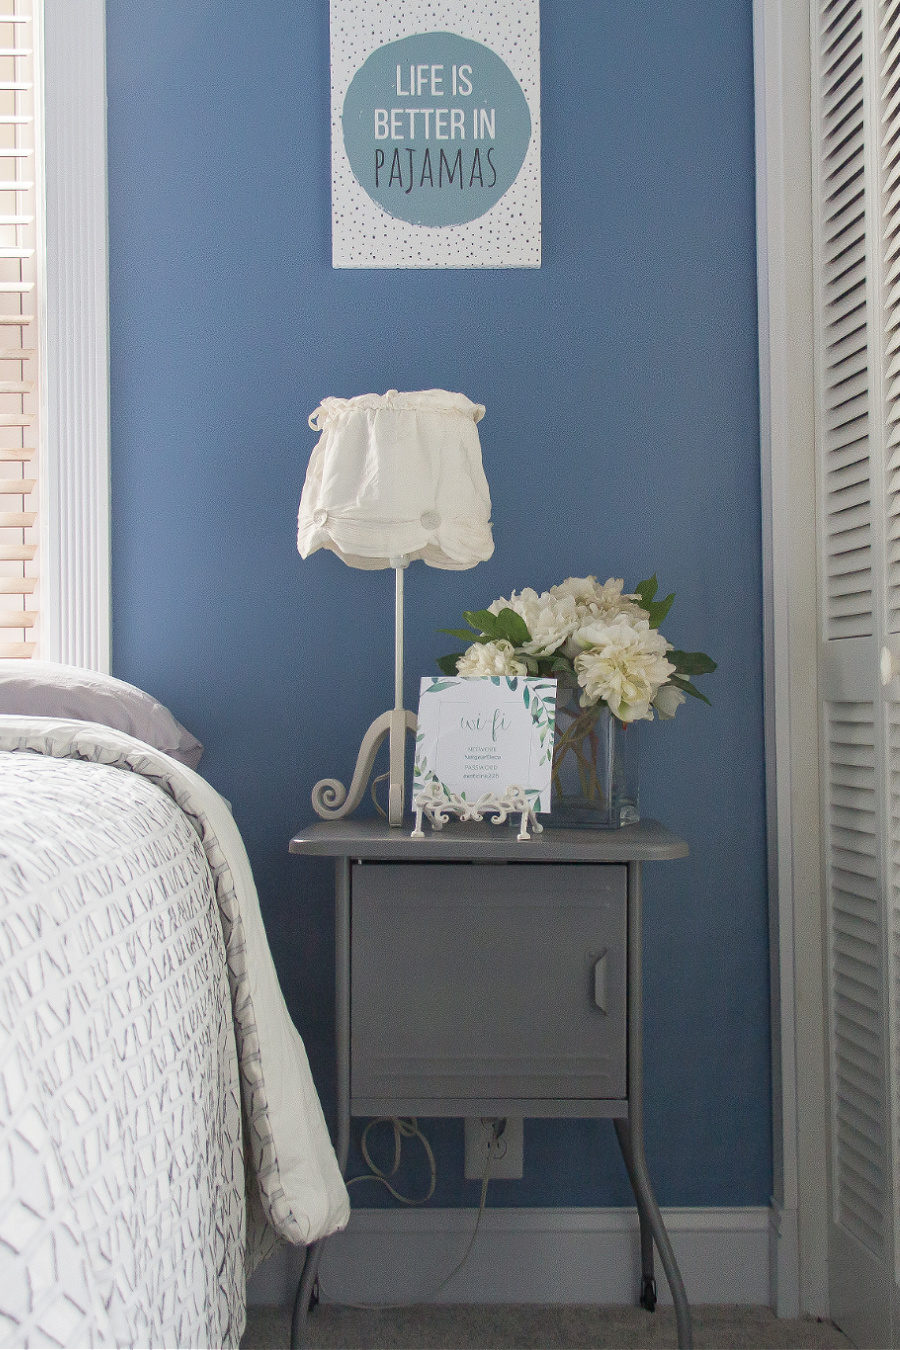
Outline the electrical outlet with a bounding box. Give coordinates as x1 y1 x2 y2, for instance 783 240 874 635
464 1116 523 1179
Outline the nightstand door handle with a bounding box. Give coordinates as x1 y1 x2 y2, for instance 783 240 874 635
593 950 609 1013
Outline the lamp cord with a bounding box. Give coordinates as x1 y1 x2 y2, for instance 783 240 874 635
370 771 389 819
348 1116 437 1206
314 1119 501 1310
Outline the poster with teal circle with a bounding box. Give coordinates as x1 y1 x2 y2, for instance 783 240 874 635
330 1 540 269
342 32 531 228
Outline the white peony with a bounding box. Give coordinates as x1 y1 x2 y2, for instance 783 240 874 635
572 616 676 722
456 639 529 677
549 575 608 605
556 575 646 620
549 577 648 656
652 683 686 719
487 587 580 657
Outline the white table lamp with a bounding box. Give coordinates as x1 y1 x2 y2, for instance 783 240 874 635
298 389 494 825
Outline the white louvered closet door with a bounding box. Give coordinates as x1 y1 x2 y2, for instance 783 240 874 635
816 1 900 1345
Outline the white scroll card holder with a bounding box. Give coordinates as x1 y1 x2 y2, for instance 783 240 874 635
411 781 543 841
409 675 556 841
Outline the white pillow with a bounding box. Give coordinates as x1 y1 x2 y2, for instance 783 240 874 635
0 660 204 768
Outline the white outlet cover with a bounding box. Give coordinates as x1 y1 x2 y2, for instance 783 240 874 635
464 1116 524 1180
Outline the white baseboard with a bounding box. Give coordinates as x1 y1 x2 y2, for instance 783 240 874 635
248 1206 772 1307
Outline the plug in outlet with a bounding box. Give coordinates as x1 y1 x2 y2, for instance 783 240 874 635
464 1116 523 1179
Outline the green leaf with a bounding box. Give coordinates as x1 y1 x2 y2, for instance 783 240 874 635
493 607 531 646
462 607 531 647
669 674 712 705
634 574 675 628
426 679 459 694
436 653 462 675
668 649 717 676
523 686 531 708
634 575 658 608
490 676 501 685
463 608 506 638
549 656 575 674
439 627 487 642
649 592 675 628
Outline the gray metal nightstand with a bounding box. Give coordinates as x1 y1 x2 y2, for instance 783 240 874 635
288 818 693 1350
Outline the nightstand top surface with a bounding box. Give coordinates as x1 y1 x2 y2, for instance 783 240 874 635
289 817 688 862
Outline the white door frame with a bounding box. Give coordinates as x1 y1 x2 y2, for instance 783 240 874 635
754 0 829 1318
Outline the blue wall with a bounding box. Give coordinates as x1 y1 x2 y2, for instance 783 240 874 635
106 1 767 1209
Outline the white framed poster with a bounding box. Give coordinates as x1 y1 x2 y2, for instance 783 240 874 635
412 675 556 811
330 0 540 269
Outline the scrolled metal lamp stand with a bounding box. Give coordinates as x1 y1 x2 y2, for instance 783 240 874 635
311 559 415 827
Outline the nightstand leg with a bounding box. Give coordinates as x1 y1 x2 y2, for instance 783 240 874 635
290 1241 324 1349
625 861 693 1350
334 856 352 1174
613 1117 656 1308
290 858 353 1350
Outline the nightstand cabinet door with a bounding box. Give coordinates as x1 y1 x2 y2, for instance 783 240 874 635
350 862 627 1114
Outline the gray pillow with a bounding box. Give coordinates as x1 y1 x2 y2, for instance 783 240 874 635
0 660 204 768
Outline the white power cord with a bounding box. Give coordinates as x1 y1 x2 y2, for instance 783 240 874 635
316 1117 503 1310
424 1119 502 1302
347 1116 437 1205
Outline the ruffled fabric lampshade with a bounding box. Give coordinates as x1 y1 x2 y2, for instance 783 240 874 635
298 389 493 570
298 389 494 825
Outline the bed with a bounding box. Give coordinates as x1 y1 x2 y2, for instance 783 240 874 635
0 663 350 1349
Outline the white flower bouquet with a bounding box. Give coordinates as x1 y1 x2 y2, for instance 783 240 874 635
438 574 715 721
437 575 716 824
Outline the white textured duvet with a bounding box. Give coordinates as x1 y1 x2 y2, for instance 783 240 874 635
0 717 349 1349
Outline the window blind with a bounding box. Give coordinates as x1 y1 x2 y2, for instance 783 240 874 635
0 0 38 659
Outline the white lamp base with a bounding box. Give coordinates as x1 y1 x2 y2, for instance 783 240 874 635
312 558 418 827
311 707 418 827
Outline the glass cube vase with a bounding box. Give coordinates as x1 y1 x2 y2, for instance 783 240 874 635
544 676 640 829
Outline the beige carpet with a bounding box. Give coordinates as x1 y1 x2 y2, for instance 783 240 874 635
240 1303 854 1349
